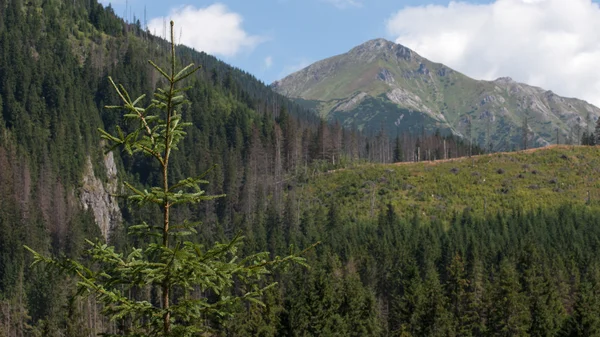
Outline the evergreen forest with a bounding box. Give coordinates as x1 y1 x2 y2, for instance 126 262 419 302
1 0 600 336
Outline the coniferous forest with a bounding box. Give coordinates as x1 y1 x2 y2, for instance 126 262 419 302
1 0 600 336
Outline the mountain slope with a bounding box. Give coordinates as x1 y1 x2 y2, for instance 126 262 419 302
303 145 600 225
0 0 365 332
4 2 600 335
272 38 600 149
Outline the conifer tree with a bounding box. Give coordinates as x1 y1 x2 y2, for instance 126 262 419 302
393 135 404 163
447 252 471 335
522 115 530 150
421 264 453 336
489 260 531 337
390 262 424 336
25 21 308 337
595 116 600 145
465 114 472 157
561 266 600 337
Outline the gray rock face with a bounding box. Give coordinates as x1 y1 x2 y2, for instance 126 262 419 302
437 66 452 77
417 63 429 75
348 38 413 62
386 88 435 117
335 92 369 112
79 152 122 241
377 68 395 85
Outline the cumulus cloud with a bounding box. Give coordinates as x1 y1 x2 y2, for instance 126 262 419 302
386 0 600 106
322 0 362 9
148 4 264 58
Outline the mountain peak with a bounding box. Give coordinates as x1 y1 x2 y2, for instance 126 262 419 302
494 76 515 83
357 38 396 48
348 38 415 62
272 38 600 148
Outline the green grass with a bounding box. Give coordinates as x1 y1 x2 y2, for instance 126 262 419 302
300 146 600 226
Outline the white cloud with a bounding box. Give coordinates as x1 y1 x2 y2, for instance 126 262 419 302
386 0 600 107
264 56 273 69
148 3 264 58
322 0 362 9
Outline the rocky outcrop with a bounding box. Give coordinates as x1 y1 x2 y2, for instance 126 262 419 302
335 92 369 112
377 68 395 85
79 152 122 241
349 38 413 62
386 88 434 117
437 66 452 77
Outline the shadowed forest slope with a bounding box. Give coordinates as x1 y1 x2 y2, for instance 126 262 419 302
1 0 600 335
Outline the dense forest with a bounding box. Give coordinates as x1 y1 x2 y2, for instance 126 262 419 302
1 0 600 336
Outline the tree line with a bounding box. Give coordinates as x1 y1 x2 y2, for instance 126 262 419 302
0 0 583 335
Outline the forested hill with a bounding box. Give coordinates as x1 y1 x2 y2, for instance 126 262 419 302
0 0 342 331
2 0 600 336
0 0 435 332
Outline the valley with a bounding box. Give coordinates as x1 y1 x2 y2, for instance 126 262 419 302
0 0 599 336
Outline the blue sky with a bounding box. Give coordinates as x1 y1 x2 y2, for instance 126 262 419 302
102 0 600 106
103 0 479 83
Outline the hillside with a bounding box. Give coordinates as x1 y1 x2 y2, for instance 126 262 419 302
2 1 600 336
281 145 600 336
302 145 600 224
0 0 366 333
272 38 600 149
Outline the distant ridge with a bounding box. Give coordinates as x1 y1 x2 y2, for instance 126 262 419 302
272 38 600 149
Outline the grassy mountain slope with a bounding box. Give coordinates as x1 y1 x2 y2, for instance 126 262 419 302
4 1 600 335
272 39 600 149
301 145 600 225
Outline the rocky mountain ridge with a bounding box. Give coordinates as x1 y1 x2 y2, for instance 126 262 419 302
272 38 600 149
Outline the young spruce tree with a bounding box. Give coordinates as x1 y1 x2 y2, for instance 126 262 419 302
26 22 309 337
